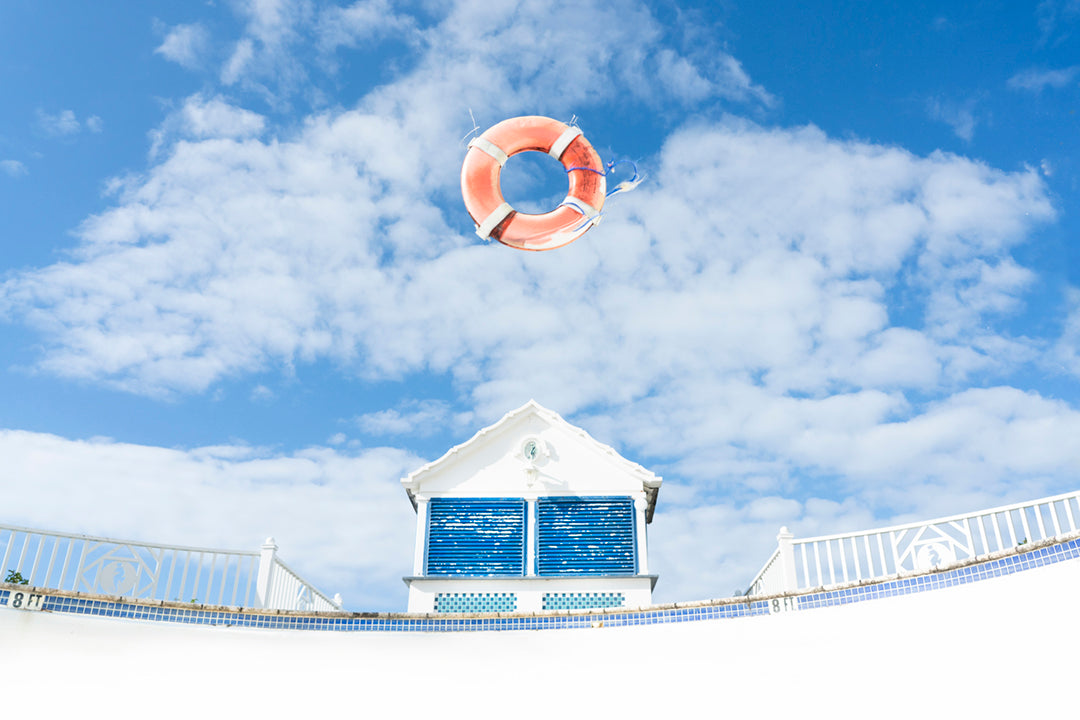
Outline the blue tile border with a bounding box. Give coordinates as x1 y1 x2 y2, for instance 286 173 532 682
3 537 1077 633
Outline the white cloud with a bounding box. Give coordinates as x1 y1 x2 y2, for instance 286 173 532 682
925 97 978 142
1008 66 1080 92
205 0 772 112
179 94 267 138
0 115 1053 409
356 400 452 436
1036 0 1080 46
316 0 416 55
652 49 775 108
155 22 211 69
222 38 257 86
0 160 27 178
35 109 101 137
219 0 312 97
1050 286 1080 377
37 109 82 136
146 94 267 158
0 429 421 610
250 384 274 401
785 388 1080 491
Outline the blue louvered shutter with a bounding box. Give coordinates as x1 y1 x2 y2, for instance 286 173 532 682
426 498 526 576
536 496 636 576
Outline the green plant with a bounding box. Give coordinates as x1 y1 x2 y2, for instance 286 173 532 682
4 570 28 585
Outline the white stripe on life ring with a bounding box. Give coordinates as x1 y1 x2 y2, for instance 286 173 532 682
559 196 600 220
475 202 514 240
468 137 508 167
548 127 583 161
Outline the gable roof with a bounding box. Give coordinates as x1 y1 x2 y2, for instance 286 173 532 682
401 400 662 520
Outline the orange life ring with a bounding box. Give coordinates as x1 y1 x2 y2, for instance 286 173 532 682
461 116 606 251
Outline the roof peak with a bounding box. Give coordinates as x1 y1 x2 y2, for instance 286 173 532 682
401 402 659 484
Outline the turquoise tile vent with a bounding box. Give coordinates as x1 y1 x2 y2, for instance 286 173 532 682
433 592 517 614
543 592 625 611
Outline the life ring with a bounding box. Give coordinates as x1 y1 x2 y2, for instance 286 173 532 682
461 116 606 251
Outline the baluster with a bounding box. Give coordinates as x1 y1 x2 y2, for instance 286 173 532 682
991 512 1004 551
217 555 229 606
1064 496 1077 533
243 555 257 607
1032 504 1047 540
59 539 75 591
204 553 217 605
75 542 92 593
862 534 875 578
1018 508 1032 544
825 541 836 585
1004 511 1018 547
0 529 12 577
837 538 849 583
850 535 862 580
191 552 205 603
28 534 46 585
45 537 60 587
975 515 989 556
230 555 242 606
16 532 30 574
1048 501 1062 537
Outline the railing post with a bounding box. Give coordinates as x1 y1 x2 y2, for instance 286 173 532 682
777 527 797 593
256 537 277 609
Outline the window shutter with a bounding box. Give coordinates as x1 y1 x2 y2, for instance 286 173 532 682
426 498 526 576
536 496 636 576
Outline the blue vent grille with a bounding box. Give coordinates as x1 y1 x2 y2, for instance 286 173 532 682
537 496 636 576
426 498 526 576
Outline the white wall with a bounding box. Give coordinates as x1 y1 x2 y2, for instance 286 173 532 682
2 554 1075 718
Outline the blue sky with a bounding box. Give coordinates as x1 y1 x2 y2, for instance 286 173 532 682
1 0 1079 610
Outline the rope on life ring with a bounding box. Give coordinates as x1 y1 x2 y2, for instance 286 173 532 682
460 116 607 252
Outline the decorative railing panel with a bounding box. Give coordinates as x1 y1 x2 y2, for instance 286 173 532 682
0 524 341 612
746 547 783 597
261 556 340 613
746 489 1080 596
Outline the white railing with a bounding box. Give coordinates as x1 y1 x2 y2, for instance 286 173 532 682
255 540 341 613
0 524 342 612
746 489 1080 596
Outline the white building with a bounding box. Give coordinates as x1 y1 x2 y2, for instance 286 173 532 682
400 400 662 613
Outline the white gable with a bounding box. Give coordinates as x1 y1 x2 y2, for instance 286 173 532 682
401 401 661 518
